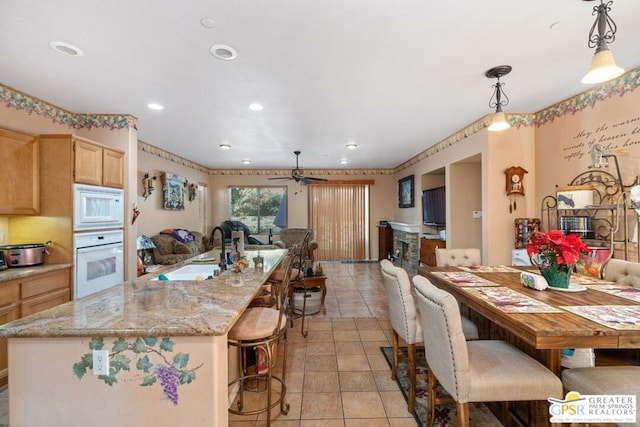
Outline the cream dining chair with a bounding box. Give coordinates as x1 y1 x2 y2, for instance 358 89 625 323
412 275 562 427
602 258 640 287
380 260 478 413
435 248 481 267
562 366 640 427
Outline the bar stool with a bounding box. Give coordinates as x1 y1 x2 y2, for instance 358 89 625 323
228 248 295 425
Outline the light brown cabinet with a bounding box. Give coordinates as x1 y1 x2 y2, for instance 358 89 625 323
420 239 446 266
0 127 40 215
75 139 124 188
0 268 71 387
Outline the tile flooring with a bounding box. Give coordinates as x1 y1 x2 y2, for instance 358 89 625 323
0 261 414 426
229 261 418 426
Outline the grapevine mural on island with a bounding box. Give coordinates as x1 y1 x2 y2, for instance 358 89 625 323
72 337 203 405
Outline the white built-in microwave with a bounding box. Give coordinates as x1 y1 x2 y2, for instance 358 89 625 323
73 184 125 231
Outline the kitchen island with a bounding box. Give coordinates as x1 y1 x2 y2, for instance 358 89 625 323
0 248 287 427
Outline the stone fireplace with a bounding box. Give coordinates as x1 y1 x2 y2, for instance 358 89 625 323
388 222 420 274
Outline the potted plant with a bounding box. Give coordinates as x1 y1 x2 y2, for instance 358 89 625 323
527 230 591 288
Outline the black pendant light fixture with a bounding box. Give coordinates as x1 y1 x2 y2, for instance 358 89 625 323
485 65 512 132
581 0 624 84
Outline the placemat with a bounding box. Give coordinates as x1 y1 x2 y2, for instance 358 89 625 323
562 305 640 330
586 284 640 302
430 271 500 287
456 265 521 273
569 274 615 285
463 286 563 313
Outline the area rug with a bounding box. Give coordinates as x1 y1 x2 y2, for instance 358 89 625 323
380 346 502 427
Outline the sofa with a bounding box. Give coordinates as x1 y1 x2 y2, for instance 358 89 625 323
274 228 318 264
150 230 209 265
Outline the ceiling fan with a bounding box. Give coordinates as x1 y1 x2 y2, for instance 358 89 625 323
269 150 328 184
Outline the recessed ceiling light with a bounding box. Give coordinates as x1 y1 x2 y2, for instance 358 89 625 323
248 103 263 111
49 41 84 56
339 159 348 165
346 143 358 150
200 17 215 28
219 144 231 150
147 103 164 110
242 159 252 165
210 44 237 61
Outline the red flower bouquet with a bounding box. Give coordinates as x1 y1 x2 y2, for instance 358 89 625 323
527 230 592 288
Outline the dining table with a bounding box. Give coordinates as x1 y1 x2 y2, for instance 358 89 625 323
418 264 640 376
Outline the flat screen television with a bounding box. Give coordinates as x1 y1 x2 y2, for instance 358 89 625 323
422 186 446 226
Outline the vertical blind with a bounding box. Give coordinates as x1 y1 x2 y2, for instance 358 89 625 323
309 182 370 261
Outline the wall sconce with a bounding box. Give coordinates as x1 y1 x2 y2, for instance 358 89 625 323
184 180 198 202
485 65 512 132
581 0 624 84
142 173 157 200
188 183 198 202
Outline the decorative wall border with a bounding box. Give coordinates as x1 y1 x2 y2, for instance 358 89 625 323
394 66 640 173
0 83 136 130
5 66 639 176
139 140 393 176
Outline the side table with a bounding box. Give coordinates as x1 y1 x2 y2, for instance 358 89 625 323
289 275 327 337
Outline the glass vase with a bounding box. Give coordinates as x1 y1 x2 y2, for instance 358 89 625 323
539 264 574 289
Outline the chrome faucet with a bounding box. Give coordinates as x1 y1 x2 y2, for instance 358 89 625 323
209 226 227 271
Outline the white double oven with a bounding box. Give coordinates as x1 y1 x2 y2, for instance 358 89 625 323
73 184 125 299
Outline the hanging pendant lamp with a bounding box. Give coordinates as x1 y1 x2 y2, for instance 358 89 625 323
485 65 512 132
581 0 624 84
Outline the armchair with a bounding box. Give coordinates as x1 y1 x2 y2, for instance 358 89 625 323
274 228 318 264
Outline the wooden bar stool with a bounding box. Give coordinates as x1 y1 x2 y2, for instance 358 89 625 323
228 248 295 425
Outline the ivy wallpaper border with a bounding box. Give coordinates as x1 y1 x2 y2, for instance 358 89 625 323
0 84 136 131
395 67 640 173
4 67 639 175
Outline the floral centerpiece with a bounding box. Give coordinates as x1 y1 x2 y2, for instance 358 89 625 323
526 230 591 288
230 258 249 273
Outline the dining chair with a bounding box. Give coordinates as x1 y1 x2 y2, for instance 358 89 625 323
435 248 481 267
602 258 640 287
380 260 478 413
412 274 563 427
227 248 295 425
562 366 640 427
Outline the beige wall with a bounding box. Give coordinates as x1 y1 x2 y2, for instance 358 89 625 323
2 69 640 269
136 149 210 238
389 70 640 265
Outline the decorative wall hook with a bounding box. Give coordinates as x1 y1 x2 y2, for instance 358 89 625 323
142 173 157 200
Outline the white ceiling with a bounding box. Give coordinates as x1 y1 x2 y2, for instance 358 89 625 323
1 1 639 170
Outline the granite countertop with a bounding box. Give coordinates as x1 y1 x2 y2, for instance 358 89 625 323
0 263 73 283
0 249 287 338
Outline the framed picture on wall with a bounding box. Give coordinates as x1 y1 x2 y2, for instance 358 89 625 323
161 172 185 210
398 175 414 208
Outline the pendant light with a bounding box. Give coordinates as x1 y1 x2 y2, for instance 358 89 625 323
581 0 624 84
485 65 512 132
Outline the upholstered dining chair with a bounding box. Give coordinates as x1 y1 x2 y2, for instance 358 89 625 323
227 248 295 425
380 260 478 413
435 248 481 267
412 275 563 427
602 258 640 287
562 366 640 427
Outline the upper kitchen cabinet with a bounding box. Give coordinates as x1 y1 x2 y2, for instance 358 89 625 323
0 127 39 215
74 139 124 188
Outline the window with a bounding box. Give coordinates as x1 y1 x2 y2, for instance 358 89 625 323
228 186 287 235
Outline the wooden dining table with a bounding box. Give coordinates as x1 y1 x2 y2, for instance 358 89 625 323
418 265 640 376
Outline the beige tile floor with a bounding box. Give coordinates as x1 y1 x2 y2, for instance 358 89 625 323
229 261 418 426
0 261 414 427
